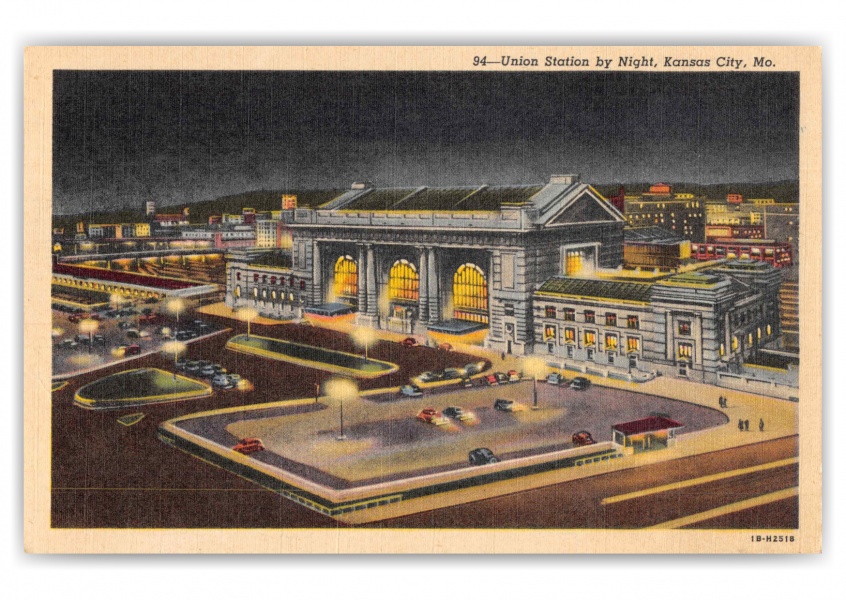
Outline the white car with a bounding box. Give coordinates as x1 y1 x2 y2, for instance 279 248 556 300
212 374 234 389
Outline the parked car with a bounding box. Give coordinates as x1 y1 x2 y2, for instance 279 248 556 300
68 314 87 324
572 430 596 447
437 342 453 351
416 408 448 425
125 329 141 339
212 374 235 389
200 365 217 377
184 361 202 373
494 398 524 412
458 377 474 388
91 334 106 346
400 337 418 347
494 372 509 385
400 384 423 397
123 344 142 356
58 339 78 349
483 374 499 386
232 437 265 455
443 406 472 421
547 372 565 385
418 371 441 383
464 362 485 375
570 376 591 390
468 448 499 466
507 370 521 383
227 373 242 384
442 368 464 380
175 358 189 370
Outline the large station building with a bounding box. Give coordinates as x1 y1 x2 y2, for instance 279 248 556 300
223 174 782 381
226 174 625 355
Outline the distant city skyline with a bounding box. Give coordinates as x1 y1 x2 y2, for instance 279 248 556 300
53 70 799 215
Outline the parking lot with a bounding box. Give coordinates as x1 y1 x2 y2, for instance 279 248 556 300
169 378 729 488
51 305 225 377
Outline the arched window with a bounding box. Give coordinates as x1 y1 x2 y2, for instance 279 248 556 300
389 259 419 302
234 285 241 298
333 255 358 299
453 263 488 324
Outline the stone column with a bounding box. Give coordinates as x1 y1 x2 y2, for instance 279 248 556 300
366 245 377 317
418 247 429 323
357 244 367 312
428 248 441 324
312 241 322 306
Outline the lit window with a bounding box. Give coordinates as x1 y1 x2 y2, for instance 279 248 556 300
732 336 739 351
389 259 419 302
453 263 488 323
564 327 576 343
627 315 639 329
544 324 557 341
584 330 596 347
545 305 557 319
563 308 575 321
605 334 618 351
627 337 639 353
605 313 617 327
584 310 595 323
333 255 358 299
678 342 692 359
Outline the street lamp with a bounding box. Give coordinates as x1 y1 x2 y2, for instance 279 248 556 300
350 326 377 366
325 378 358 441
166 297 186 331
523 356 547 411
161 340 187 380
79 318 98 354
237 307 259 339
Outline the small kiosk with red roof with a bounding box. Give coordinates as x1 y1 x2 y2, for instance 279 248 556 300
612 416 684 455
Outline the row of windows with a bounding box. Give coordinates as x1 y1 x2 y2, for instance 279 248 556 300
233 285 300 302
544 306 640 329
543 324 641 352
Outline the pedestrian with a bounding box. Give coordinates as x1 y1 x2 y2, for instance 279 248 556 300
759 418 764 432
738 419 744 431
501 351 506 361
744 419 750 431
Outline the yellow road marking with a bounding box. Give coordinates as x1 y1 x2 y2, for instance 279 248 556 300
644 487 799 529
601 457 798 505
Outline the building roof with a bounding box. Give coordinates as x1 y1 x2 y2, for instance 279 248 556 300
332 184 544 212
53 263 200 290
612 416 684 436
536 276 653 303
624 226 686 245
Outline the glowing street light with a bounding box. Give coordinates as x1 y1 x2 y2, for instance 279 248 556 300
78 318 98 354
161 340 187 380
325 378 358 441
166 297 186 329
350 326 378 365
237 307 259 339
523 356 547 411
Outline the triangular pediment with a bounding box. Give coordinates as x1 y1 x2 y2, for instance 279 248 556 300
548 192 620 225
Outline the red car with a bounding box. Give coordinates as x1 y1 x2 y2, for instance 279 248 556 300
124 344 142 356
400 337 419 347
483 374 499 386
572 431 596 447
68 313 88 323
233 437 265 454
416 408 447 425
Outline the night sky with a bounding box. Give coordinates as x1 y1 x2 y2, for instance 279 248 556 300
52 70 799 215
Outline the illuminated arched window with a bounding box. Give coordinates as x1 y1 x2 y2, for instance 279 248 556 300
389 259 419 302
333 255 358 300
453 263 488 324
234 285 241 298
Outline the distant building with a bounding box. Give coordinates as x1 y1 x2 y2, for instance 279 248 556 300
623 184 705 242
145 200 157 218
256 220 292 249
705 224 764 241
623 227 691 270
181 225 255 249
690 238 793 267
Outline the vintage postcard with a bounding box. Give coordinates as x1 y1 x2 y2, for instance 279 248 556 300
23 46 821 553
